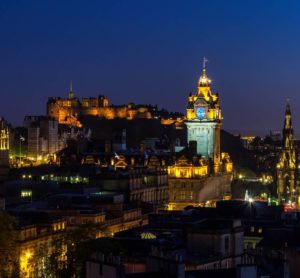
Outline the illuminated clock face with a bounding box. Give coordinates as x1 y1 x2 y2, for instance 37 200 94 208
196 107 206 119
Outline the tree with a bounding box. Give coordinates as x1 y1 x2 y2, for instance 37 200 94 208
63 222 105 277
0 212 19 278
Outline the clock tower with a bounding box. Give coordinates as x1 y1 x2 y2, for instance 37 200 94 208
185 59 222 172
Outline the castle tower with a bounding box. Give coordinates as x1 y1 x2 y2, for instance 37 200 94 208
185 59 222 173
277 101 297 201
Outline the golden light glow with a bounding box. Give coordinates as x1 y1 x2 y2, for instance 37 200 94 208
21 190 32 197
20 249 34 277
168 156 208 178
186 68 222 122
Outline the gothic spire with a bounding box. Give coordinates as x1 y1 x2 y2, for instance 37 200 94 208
284 99 292 130
285 99 291 115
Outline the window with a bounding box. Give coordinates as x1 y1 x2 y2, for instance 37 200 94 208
180 191 185 200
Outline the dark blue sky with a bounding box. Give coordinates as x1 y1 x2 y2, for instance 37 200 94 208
1 0 300 134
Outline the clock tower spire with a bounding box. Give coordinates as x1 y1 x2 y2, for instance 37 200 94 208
185 59 222 173
198 57 211 89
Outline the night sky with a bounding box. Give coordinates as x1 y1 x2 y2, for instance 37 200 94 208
1 0 300 135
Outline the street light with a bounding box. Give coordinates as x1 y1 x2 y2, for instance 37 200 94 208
19 135 25 167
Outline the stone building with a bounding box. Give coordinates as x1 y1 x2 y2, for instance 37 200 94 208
79 151 169 205
24 116 59 159
168 152 232 210
93 154 168 204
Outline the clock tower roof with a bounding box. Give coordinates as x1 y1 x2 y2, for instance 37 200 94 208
198 68 211 88
198 57 211 88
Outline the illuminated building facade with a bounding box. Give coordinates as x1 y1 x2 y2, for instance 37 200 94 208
167 62 233 210
18 214 67 277
47 87 153 126
167 155 209 179
0 117 10 166
168 152 232 210
276 102 298 201
185 61 222 173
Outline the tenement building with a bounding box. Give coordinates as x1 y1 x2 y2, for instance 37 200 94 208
168 62 233 210
80 152 169 205
276 102 298 203
47 86 154 126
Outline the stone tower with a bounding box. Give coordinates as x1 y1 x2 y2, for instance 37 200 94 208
277 101 297 201
185 59 222 173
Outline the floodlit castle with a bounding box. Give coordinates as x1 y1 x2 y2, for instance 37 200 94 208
47 85 154 127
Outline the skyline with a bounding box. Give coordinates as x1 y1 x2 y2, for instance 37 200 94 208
1 0 300 133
